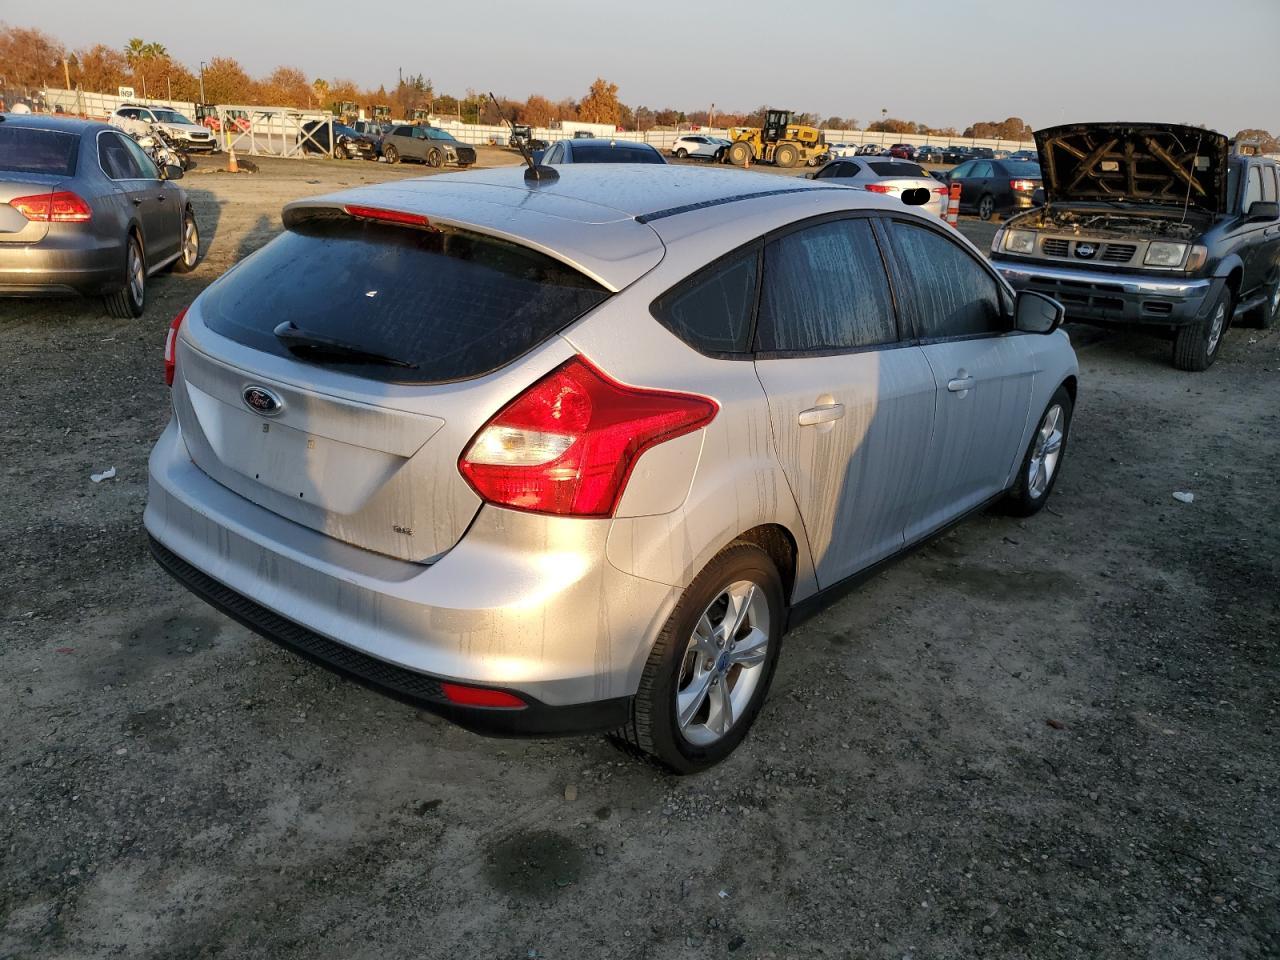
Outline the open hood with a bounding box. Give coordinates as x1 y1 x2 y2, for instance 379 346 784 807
1034 123 1229 212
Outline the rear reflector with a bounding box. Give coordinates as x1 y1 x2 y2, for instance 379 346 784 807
440 682 527 709
9 190 92 222
342 204 431 227
164 307 188 386
460 357 717 518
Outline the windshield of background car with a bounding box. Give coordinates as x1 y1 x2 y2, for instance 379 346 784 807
868 161 927 178
199 219 611 385
572 144 662 163
153 110 192 125
1003 160 1041 177
0 127 79 176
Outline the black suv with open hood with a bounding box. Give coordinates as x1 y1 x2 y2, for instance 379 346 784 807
991 123 1280 370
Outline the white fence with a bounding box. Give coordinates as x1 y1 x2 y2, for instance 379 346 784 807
43 86 1041 155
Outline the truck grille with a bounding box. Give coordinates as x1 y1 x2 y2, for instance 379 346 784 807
1042 238 1069 257
1101 244 1136 264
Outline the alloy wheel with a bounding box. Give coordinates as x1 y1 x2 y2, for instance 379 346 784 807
675 580 770 746
1027 404 1064 499
1206 301 1226 356
128 241 144 307
181 218 198 267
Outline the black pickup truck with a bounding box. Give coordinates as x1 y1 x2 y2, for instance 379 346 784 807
991 123 1280 370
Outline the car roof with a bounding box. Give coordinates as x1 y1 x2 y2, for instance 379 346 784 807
562 138 660 149
284 165 902 291
0 113 111 134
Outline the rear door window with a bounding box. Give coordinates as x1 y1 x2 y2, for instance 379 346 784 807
755 218 897 353
98 132 142 180
199 219 611 384
1244 166 1264 210
651 248 758 355
0 127 78 176
1260 165 1277 203
888 220 1003 339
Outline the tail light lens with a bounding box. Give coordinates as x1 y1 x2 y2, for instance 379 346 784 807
164 307 188 386
863 183 893 193
9 191 92 222
342 204 432 227
459 357 718 518
932 185 949 195
1010 179 1038 192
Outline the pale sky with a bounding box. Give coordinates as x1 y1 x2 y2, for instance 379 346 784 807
20 0 1280 133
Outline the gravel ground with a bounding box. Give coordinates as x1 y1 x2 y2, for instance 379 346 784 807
2 154 1278 960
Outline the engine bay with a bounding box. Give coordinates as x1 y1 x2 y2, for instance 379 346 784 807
1018 207 1203 241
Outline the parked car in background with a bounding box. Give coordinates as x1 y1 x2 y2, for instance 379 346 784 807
945 158 1042 220
812 157 950 218
110 105 218 154
915 145 945 163
942 145 973 164
536 138 666 164
855 143 882 156
670 135 728 161
350 120 389 154
299 121 378 160
1009 149 1037 162
827 143 860 158
508 124 549 152
969 146 996 160
381 124 476 167
0 115 200 317
145 163 1077 772
993 122 1280 370
888 143 916 159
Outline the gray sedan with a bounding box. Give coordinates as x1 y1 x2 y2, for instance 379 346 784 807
0 114 199 317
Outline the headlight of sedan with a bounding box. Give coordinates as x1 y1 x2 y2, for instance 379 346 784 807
1144 241 1188 267
1003 229 1036 255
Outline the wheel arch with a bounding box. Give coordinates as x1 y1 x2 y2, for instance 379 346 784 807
733 524 799 605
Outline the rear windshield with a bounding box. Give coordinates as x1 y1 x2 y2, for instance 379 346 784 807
1003 160 1041 177
200 219 610 384
572 144 662 164
0 127 78 176
868 160 927 178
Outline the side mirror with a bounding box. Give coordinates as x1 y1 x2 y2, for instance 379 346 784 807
1246 200 1279 222
901 187 930 206
160 163 183 181
1031 187 1046 208
1015 290 1064 334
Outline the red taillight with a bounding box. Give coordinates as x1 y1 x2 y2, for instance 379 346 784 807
1010 179 1038 192
342 204 431 227
9 191 92 223
932 185 949 195
440 682 527 709
164 307 188 386
863 183 893 193
459 357 718 518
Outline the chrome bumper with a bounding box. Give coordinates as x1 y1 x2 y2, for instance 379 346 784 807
994 261 1212 299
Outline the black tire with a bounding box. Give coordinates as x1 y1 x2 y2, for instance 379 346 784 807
977 194 996 221
675 148 688 159
1005 384 1073 517
611 542 785 774
1173 285 1232 371
333 143 348 160
171 208 199 273
103 233 145 319
427 148 443 168
713 147 726 163
726 141 753 167
383 145 399 164
774 143 799 168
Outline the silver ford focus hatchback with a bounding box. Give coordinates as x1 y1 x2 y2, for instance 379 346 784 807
146 165 1078 772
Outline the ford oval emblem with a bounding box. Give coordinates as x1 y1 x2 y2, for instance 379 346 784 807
242 385 283 416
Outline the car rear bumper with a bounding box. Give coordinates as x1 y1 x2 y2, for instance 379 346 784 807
174 137 218 153
0 232 123 297
144 418 678 734
994 260 1215 326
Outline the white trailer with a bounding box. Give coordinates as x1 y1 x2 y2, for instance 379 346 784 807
555 120 618 139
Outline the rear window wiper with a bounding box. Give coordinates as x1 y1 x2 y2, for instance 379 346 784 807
273 321 418 369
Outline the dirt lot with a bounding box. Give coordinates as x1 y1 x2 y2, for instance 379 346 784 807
2 154 1278 960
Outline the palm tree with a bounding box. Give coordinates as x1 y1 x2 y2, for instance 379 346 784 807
124 38 146 67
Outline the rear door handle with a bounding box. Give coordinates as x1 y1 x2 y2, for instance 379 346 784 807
947 376 976 393
797 403 845 426
156 194 167 201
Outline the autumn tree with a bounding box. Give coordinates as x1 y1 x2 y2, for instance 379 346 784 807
0 24 64 91
201 56 255 104
867 117 917 134
963 117 1033 140
520 94 555 126
1234 128 1280 153
578 77 621 125
326 78 362 108
68 44 129 94
258 66 311 106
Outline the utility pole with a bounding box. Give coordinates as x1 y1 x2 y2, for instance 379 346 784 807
199 61 206 104
166 76 172 101
708 102 715 128
62 57 71 90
